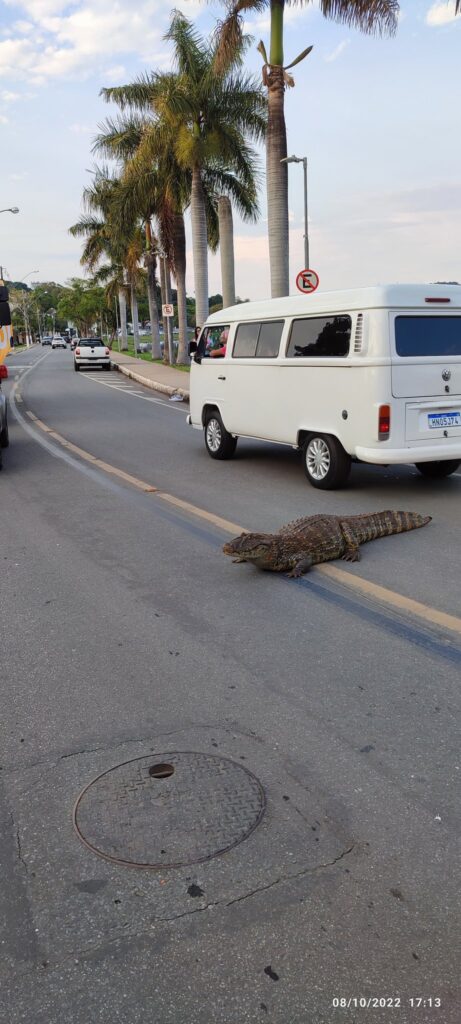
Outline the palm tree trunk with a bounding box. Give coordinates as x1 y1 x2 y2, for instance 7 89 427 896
190 165 209 327
172 212 188 364
218 196 236 309
145 221 162 360
118 287 128 351
130 282 140 355
267 0 289 298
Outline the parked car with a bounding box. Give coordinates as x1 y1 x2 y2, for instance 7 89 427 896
51 336 66 349
0 363 9 471
74 338 111 371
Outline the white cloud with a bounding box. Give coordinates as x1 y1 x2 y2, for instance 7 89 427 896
0 114 9 123
1 89 21 101
0 0 172 84
10 171 28 179
324 39 350 63
68 121 93 133
102 64 126 81
426 3 459 26
12 19 35 33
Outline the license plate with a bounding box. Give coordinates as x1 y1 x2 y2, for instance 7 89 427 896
428 411 461 429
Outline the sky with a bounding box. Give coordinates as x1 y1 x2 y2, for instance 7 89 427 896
0 0 460 302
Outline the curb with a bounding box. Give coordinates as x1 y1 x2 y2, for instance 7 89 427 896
112 361 190 402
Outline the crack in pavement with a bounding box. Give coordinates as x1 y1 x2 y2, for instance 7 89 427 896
10 812 28 875
1 845 356 979
0 723 231 776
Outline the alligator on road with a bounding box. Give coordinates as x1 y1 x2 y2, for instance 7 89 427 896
223 511 432 578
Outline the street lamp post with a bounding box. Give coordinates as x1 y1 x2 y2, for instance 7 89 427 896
280 155 309 270
18 271 39 347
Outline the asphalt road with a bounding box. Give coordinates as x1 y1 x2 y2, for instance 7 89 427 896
1 346 460 1024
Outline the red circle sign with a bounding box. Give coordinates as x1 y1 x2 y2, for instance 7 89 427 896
296 268 319 294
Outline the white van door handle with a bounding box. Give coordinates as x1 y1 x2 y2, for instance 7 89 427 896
218 375 226 380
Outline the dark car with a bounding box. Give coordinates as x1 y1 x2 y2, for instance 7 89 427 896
0 363 9 471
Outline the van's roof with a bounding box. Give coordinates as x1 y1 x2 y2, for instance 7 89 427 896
206 284 461 323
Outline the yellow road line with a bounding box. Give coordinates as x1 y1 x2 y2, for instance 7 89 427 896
24 410 461 637
157 492 244 535
319 564 461 636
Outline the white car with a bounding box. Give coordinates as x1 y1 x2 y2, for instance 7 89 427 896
51 335 66 349
74 338 111 371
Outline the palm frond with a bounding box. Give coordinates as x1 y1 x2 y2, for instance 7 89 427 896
315 0 399 36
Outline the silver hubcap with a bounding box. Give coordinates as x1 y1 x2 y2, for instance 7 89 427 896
206 418 222 453
306 437 331 481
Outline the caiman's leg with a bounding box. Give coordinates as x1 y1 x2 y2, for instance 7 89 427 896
339 521 361 562
286 553 314 578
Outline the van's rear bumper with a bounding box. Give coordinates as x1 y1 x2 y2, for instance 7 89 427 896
355 443 461 465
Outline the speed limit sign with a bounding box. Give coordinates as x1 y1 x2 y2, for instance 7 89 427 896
296 268 319 294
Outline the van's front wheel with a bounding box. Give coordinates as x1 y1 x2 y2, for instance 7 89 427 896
303 434 351 489
204 413 237 460
415 459 460 479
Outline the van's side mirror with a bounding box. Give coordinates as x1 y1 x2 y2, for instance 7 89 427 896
189 340 197 355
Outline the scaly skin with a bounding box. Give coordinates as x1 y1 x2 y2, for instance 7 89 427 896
223 511 432 578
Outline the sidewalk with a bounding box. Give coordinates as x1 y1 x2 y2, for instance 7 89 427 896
110 350 190 401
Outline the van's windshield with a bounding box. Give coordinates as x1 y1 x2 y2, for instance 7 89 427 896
395 316 461 357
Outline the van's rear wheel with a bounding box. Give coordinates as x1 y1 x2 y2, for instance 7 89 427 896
415 459 460 479
204 413 237 460
303 433 351 489
0 423 9 448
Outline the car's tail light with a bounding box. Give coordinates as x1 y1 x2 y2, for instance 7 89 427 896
378 404 390 440
0 364 8 379
105 347 110 355
75 347 81 355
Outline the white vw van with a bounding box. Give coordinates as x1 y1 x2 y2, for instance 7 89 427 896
187 284 461 489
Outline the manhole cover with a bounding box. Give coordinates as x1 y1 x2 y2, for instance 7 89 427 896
73 751 266 868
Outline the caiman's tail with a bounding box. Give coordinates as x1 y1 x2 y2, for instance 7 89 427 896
347 510 432 543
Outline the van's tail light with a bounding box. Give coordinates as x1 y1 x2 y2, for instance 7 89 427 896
378 404 391 440
0 364 8 379
75 347 81 355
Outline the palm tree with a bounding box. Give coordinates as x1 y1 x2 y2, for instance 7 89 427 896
69 168 131 349
94 114 189 362
101 10 266 327
215 0 400 297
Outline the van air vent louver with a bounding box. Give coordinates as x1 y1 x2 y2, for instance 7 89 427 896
354 313 364 353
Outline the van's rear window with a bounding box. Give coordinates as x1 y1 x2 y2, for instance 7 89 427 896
286 316 351 358
395 316 461 357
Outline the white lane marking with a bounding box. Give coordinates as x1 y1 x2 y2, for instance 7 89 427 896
82 373 184 409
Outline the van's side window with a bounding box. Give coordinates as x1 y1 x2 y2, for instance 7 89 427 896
233 320 284 359
286 316 351 358
198 325 230 358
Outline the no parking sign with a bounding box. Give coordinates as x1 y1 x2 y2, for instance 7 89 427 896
296 268 319 294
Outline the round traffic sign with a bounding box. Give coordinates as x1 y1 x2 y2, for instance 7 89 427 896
296 269 319 294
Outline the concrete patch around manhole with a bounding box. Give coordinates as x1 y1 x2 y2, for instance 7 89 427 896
73 750 266 868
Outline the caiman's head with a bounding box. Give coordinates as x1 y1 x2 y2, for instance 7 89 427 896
223 532 274 565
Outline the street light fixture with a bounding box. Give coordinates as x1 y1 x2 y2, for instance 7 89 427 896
0 207 19 215
280 155 309 270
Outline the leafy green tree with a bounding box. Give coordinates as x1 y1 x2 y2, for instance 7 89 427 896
57 279 108 336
